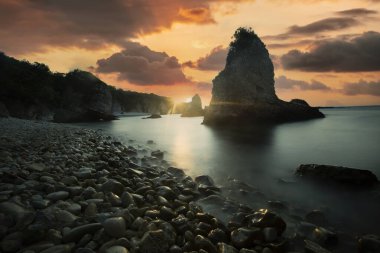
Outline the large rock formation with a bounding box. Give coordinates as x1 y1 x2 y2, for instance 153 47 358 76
203 28 324 125
175 94 204 117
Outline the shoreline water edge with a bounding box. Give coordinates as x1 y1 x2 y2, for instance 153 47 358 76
0 118 379 253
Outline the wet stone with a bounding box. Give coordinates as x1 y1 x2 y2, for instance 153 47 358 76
107 192 122 206
305 210 327 227
248 209 286 235
312 227 338 247
160 206 176 221
358 234 380 253
139 229 171 253
239 249 258 253
101 179 124 195
105 246 129 253
169 245 182 253
31 199 50 209
262 248 273 253
194 235 218 253
217 242 238 253
40 244 72 253
304 240 332 253
1 239 22 253
231 227 263 249
263 227 277 243
62 223 102 243
46 191 69 201
156 186 176 200
103 217 126 238
195 175 215 187
208 228 228 244
66 203 82 215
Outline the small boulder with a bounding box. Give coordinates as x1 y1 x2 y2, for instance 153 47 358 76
248 209 286 235
195 175 215 187
217 243 238 253
139 229 170 253
101 179 124 195
151 150 164 159
103 217 126 238
230 227 263 249
62 223 102 243
46 191 69 201
296 164 378 188
106 246 129 253
358 234 380 253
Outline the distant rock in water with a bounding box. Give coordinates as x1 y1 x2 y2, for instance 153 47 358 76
203 28 324 125
175 94 204 117
143 114 162 119
296 164 379 188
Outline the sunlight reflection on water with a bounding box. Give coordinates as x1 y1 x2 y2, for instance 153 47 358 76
72 107 380 234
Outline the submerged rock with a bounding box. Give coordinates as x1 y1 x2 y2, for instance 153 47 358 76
296 164 379 188
143 114 162 119
203 27 324 125
358 234 380 253
304 239 332 253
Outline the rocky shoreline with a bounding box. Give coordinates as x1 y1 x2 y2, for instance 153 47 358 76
0 118 379 253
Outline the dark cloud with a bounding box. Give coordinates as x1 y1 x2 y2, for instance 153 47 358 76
275 76 331 91
342 80 380 96
288 17 360 35
270 54 281 70
264 17 360 41
0 0 251 55
267 39 314 49
195 82 213 91
281 31 380 72
336 8 378 17
184 46 279 71
95 41 189 85
183 46 227 71
275 75 380 97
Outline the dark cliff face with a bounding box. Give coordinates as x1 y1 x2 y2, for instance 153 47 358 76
204 28 324 126
211 28 277 105
0 52 173 122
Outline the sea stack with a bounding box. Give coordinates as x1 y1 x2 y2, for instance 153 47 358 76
174 94 204 117
181 94 204 117
203 28 324 125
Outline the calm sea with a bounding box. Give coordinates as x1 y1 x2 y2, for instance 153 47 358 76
73 106 380 234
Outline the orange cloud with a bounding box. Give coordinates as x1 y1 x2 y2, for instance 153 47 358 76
0 0 253 55
178 8 215 24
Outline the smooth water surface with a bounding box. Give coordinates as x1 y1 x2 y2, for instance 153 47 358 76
73 106 380 234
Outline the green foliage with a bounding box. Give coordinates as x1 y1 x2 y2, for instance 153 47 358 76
0 52 58 106
227 27 267 64
230 27 258 48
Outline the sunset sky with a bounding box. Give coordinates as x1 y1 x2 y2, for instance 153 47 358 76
1 0 380 106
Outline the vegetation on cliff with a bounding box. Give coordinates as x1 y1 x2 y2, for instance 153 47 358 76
0 52 173 122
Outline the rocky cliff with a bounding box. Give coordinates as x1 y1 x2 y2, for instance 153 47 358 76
203 28 324 125
0 52 173 122
174 94 204 117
